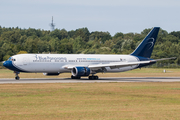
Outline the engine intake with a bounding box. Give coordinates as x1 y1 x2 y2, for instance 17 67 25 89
43 73 60 76
72 67 90 77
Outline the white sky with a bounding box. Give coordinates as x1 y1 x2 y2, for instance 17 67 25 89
1 0 180 35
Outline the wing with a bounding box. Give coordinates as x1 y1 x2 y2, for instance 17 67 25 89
63 61 152 70
88 61 151 69
63 57 176 70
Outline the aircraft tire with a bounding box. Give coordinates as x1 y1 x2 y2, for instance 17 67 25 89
71 75 81 79
15 76 20 80
71 75 74 79
89 76 98 80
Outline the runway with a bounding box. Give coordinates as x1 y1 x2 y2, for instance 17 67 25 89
0 77 180 84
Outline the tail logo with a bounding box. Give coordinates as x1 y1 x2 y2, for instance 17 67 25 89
147 38 155 50
131 27 160 58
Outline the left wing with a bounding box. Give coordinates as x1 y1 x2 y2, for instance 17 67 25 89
88 61 151 69
63 60 152 70
63 57 176 70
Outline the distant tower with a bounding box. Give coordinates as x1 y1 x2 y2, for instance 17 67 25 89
50 16 55 31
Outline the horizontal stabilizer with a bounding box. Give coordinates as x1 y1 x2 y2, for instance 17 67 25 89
152 57 176 62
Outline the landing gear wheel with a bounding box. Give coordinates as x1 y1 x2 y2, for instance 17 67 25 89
89 76 92 80
15 76 20 80
71 75 81 79
89 76 99 80
95 76 98 79
14 71 20 80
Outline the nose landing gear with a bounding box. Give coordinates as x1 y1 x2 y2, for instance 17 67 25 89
14 71 20 80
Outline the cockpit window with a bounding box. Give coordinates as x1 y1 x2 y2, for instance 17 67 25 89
8 57 11 61
7 57 16 61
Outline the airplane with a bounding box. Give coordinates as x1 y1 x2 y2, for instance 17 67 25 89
3 27 176 80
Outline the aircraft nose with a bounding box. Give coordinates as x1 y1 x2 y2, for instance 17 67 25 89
3 61 11 68
3 61 7 68
3 60 21 72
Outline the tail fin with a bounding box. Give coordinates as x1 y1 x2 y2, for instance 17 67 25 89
131 27 160 58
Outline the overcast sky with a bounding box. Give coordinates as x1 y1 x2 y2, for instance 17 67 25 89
1 0 180 35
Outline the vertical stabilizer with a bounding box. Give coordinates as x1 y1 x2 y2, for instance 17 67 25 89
131 27 160 58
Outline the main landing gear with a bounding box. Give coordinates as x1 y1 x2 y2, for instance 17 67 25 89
88 75 98 80
71 75 81 79
71 75 99 80
14 71 20 80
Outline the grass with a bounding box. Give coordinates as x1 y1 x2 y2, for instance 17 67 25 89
0 83 180 120
1 68 180 78
0 68 180 119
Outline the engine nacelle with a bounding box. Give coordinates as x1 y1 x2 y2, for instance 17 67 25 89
43 73 60 76
72 67 90 77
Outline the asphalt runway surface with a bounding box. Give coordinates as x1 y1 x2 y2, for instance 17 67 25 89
0 77 180 84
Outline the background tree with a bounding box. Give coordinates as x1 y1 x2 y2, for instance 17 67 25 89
0 25 180 67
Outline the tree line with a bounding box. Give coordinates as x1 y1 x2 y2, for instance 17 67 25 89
0 26 180 67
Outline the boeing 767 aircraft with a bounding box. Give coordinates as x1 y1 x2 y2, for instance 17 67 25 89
3 27 175 80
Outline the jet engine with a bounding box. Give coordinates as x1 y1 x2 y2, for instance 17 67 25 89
43 73 60 76
71 67 90 77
